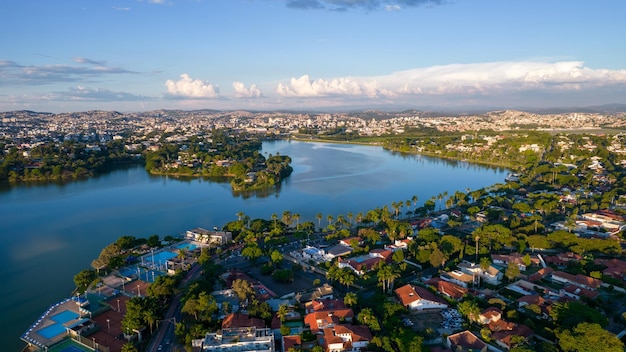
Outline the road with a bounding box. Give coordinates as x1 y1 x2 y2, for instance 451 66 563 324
146 263 203 352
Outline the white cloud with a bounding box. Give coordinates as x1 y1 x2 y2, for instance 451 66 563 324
276 61 626 99
165 74 219 98
276 74 386 97
233 81 262 98
385 5 401 11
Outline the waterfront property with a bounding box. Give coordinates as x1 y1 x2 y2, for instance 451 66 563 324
21 239 205 352
186 227 233 246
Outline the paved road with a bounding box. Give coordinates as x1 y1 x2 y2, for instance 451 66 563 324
147 264 203 352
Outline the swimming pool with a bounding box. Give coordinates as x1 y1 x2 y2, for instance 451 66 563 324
37 323 67 339
144 251 177 266
51 310 79 324
175 242 197 251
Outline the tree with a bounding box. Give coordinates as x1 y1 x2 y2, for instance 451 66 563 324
344 292 358 307
272 269 294 283
550 301 608 329
377 264 400 294
557 322 623 352
357 308 381 331
144 309 157 334
458 300 480 322
429 246 446 268
121 343 139 352
479 257 491 271
337 268 356 290
270 249 283 267
146 234 160 248
73 269 97 292
231 278 255 304
316 213 323 230
293 213 300 229
505 262 521 281
177 248 187 267
277 304 289 322
241 244 263 264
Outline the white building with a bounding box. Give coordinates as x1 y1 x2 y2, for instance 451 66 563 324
197 327 274 352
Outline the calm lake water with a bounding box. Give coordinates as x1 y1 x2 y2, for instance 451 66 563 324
0 140 507 351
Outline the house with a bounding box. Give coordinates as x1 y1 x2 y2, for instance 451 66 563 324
440 271 474 288
324 244 353 260
489 322 533 350
560 285 599 300
339 237 363 247
198 327 274 352
303 305 371 352
222 312 266 329
305 298 348 314
338 249 393 276
186 228 232 246
478 307 502 325
332 324 372 351
305 310 354 332
492 253 529 271
446 330 487 352
425 278 468 300
529 267 553 283
595 258 626 281
385 238 412 252
394 284 448 312
295 284 334 303
282 335 302 352
457 260 502 285
550 271 602 291
517 295 552 320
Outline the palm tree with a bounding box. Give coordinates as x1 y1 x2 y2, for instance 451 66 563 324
391 201 402 219
271 213 278 230
412 195 419 212
282 210 292 227
338 269 356 291
327 214 334 226
356 212 364 225
316 213 323 231
144 310 157 334
336 215 345 229
293 213 300 230
347 212 353 226
474 234 480 262
236 211 245 222
344 292 358 307
178 248 187 267
277 304 289 322
377 265 400 294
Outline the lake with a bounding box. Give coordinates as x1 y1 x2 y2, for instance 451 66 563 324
0 140 507 351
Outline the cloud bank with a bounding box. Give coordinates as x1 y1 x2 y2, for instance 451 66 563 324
165 74 220 98
233 82 262 98
49 86 151 101
276 61 626 99
0 58 135 85
286 0 444 11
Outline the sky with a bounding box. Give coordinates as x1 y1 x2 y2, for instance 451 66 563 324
1 0 626 113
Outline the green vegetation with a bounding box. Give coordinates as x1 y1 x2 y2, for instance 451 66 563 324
64 129 626 352
0 139 138 182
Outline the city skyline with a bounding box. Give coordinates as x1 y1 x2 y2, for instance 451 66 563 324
2 0 626 113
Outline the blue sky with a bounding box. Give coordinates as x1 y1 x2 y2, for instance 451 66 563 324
1 0 625 113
